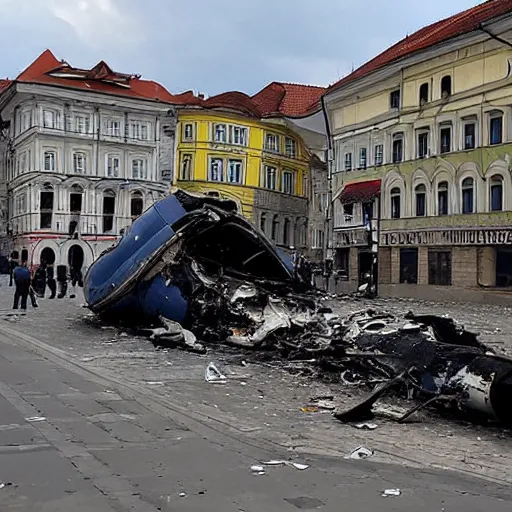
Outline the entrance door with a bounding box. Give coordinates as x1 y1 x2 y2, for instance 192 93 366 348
496 249 512 287
358 251 377 286
68 245 84 271
40 247 56 265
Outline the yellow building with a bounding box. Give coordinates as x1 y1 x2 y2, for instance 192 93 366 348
323 1 512 302
174 83 326 250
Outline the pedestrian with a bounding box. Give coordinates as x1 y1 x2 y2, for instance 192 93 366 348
33 261 47 297
69 266 83 299
46 264 57 299
9 250 19 287
13 261 30 311
56 264 68 299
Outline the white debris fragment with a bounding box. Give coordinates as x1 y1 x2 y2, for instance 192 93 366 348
205 362 227 383
382 489 401 497
25 416 46 422
291 463 309 470
347 446 374 459
354 423 378 430
251 465 265 474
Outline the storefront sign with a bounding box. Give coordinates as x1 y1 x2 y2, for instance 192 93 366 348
334 228 369 248
381 228 512 246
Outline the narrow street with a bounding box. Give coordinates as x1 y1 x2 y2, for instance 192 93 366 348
0 280 511 511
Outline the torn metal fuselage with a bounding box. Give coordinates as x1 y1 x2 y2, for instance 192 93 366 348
83 189 308 326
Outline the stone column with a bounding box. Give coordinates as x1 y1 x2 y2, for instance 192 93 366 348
418 246 429 285
477 246 496 287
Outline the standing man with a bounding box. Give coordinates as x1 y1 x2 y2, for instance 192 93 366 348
9 250 19 287
56 265 68 299
46 264 57 299
13 261 30 311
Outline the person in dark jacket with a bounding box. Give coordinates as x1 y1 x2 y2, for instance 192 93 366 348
13 261 30 310
57 265 68 299
9 250 19 287
46 264 57 299
33 262 47 297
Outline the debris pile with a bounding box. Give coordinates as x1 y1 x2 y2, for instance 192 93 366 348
83 188 512 428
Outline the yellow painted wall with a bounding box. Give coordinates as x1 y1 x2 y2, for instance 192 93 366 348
175 110 310 221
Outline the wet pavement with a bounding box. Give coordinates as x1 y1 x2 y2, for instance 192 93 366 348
0 278 512 509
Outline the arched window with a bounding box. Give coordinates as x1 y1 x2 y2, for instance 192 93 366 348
131 191 144 219
415 184 427 217
462 177 474 214
102 189 116 233
259 213 266 234
419 83 429 105
271 215 279 242
441 75 452 97
283 218 291 246
40 183 54 229
390 187 401 219
490 175 503 212
438 181 449 216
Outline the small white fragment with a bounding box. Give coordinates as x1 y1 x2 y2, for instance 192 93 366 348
347 446 374 459
25 416 46 422
179 492 186 498
0 483 5 489
146 381 164 386
382 489 401 497
261 460 287 466
291 463 309 470
251 465 265 474
355 423 378 430
205 362 227 383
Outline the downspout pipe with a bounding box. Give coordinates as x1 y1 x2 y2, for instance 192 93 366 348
321 94 333 265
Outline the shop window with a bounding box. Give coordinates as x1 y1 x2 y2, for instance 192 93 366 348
496 249 512 287
438 181 449 215
419 83 429 105
415 184 427 216
392 134 403 163
400 248 418 284
464 122 476 150
490 115 503 145
335 248 349 279
490 175 503 212
440 125 452 154
390 187 401 219
441 75 452 97
462 177 474 214
428 250 452 286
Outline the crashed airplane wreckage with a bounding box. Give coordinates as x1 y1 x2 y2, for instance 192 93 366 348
84 189 512 428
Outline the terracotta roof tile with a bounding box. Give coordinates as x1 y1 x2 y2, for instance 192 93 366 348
14 49 194 104
0 79 11 93
328 0 512 93
203 91 261 117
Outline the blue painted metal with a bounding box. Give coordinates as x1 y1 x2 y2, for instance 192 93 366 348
83 190 298 323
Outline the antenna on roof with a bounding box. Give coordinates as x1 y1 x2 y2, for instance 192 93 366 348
351 62 355 72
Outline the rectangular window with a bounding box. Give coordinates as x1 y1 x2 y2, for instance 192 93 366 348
102 196 115 233
132 159 146 179
440 126 451 154
39 191 54 229
390 90 400 109
213 124 227 143
264 165 277 190
358 148 367 169
106 120 121 137
130 122 149 140
417 132 429 158
282 170 294 195
344 152 352 171
73 153 86 174
22 111 31 131
265 133 280 152
229 125 248 146
43 110 56 129
438 184 448 215
392 136 403 163
183 123 194 140
490 116 503 145
400 248 418 284
285 137 297 158
75 115 90 134
374 144 383 166
428 250 452 286
179 154 192 180
464 122 476 150
107 156 120 177
335 248 349 279
209 158 224 181
44 151 56 171
227 159 243 184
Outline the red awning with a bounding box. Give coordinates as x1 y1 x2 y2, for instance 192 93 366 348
338 179 381 204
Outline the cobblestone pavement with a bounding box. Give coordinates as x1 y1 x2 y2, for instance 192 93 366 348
1 277 512 491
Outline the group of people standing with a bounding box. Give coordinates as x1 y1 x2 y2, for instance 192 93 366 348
9 252 83 311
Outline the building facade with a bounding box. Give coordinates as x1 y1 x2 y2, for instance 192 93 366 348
0 50 194 273
175 82 327 251
324 1 512 301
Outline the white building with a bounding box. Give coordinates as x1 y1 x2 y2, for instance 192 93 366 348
0 50 194 273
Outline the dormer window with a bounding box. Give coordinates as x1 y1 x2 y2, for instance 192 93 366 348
419 83 429 106
441 75 452 98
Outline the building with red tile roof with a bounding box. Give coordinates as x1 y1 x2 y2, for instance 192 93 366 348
328 0 512 93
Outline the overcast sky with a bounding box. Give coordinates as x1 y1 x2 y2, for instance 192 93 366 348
0 0 483 96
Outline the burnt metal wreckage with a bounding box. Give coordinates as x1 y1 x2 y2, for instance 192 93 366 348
84 188 512 429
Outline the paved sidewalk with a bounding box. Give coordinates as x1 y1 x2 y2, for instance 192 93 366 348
0 278 512 510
